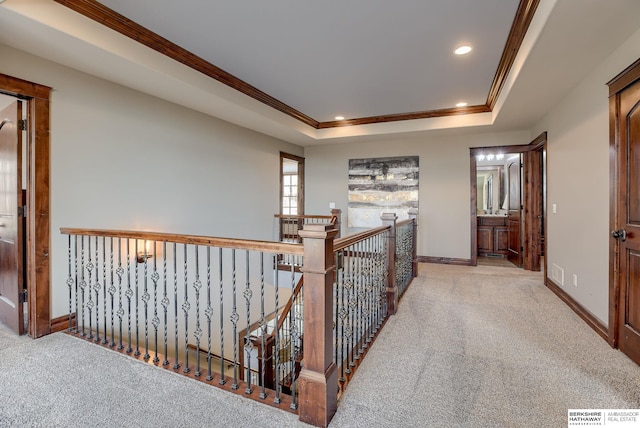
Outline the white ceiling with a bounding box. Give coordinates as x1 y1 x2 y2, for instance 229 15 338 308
98 0 519 122
0 0 639 146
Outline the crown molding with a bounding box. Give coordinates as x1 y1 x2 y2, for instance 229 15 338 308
54 0 539 129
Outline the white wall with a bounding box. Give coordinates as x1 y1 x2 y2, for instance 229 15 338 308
0 44 303 318
304 130 530 258
530 27 640 326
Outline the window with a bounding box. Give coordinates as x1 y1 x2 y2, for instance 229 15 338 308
280 153 304 215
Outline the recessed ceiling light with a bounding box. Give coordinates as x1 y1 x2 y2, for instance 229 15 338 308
454 45 472 55
456 102 468 107
335 116 345 121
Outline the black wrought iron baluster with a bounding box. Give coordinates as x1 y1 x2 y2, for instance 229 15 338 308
151 241 160 364
66 235 74 332
347 243 356 372
366 236 373 345
289 261 298 409
142 240 150 361
218 247 226 385
354 240 362 361
108 237 116 347
116 238 124 350
206 247 213 381
194 245 202 377
244 250 253 395
102 237 108 344
86 237 94 340
342 246 353 375
173 243 180 370
92 236 100 343
273 258 281 404
382 231 389 318
74 235 80 334
338 250 347 382
259 253 266 399
126 239 133 353
374 234 385 333
134 240 140 357
230 249 239 390
162 242 169 366
182 244 190 374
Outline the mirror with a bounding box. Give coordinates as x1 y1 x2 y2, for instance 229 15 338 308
476 165 505 214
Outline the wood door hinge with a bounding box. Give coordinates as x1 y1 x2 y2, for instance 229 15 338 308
17 119 26 131
18 205 27 218
19 289 27 303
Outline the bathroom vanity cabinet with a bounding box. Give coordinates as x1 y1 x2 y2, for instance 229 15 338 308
477 216 508 257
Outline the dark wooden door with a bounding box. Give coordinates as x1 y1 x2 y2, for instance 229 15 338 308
0 101 24 334
613 77 640 365
523 148 543 271
507 157 522 267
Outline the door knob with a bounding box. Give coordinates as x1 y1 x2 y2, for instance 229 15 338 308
612 229 627 242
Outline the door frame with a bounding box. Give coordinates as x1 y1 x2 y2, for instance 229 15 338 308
0 73 51 338
470 132 547 273
607 58 640 348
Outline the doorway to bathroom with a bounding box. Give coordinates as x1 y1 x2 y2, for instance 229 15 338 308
470 133 546 273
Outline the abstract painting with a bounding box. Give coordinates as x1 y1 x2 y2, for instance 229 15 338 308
348 156 419 228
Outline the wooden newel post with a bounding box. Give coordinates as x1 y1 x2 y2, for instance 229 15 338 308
330 208 342 238
408 209 419 278
298 224 339 427
381 213 398 315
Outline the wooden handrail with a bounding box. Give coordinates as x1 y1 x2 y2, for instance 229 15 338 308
274 214 333 221
396 218 413 228
334 226 389 252
60 228 304 255
273 275 304 335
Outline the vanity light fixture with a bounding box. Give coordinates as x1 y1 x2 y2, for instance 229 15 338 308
454 45 472 55
476 152 504 162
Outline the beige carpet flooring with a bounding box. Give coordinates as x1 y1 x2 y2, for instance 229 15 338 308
1 263 639 427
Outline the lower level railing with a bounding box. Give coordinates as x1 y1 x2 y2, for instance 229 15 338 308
60 211 417 427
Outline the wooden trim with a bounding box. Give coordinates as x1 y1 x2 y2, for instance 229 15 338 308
522 132 546 271
51 313 76 333
55 0 538 128
317 105 491 129
544 277 608 342
486 0 541 110
607 57 640 97
420 256 473 266
279 152 305 215
469 153 478 266
0 73 51 339
608 93 621 348
54 0 318 128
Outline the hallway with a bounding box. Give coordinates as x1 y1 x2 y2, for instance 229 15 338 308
1 263 638 427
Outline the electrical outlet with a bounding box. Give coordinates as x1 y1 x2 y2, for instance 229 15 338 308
573 274 578 287
329 202 336 209
552 203 557 214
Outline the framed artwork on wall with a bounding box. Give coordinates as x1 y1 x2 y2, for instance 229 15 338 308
348 156 419 228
